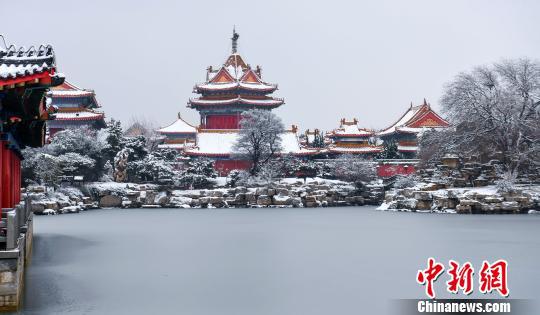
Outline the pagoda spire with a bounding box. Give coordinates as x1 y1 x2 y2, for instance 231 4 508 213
231 27 239 54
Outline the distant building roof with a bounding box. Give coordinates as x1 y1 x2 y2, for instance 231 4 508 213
378 99 450 136
157 114 197 134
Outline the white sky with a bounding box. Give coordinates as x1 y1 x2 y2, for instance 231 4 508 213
2 0 539 132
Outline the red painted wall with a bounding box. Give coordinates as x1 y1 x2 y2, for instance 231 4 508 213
206 115 240 129
214 160 251 176
377 163 416 177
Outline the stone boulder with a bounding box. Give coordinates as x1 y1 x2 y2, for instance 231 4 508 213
272 194 292 206
99 195 122 208
257 195 272 206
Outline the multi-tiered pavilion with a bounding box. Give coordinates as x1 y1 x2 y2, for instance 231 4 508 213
327 118 381 156
46 81 106 137
158 30 315 174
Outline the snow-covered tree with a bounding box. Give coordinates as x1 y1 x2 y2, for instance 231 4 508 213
104 119 124 163
232 109 285 175
176 158 217 189
431 58 540 180
56 152 96 175
330 154 377 183
22 127 107 184
127 149 179 183
309 129 326 148
377 140 400 159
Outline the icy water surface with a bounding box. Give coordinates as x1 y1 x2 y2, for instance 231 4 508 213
14 208 540 315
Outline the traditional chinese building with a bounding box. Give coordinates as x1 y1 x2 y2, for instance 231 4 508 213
46 81 105 137
326 118 381 156
156 113 197 151
0 40 63 211
169 30 316 174
378 99 450 158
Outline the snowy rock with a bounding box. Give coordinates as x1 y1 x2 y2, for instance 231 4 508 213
155 192 169 206
58 205 81 214
456 204 472 214
257 195 272 206
30 203 45 214
99 195 122 208
414 191 432 201
272 194 292 206
501 201 519 212
42 209 57 215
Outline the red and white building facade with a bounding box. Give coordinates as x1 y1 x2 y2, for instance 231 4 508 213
0 40 63 211
46 81 106 137
327 118 381 156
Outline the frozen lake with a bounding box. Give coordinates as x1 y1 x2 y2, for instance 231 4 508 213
14 208 540 315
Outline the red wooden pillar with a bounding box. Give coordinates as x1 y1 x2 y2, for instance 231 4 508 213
12 152 20 205
2 142 13 209
0 142 2 213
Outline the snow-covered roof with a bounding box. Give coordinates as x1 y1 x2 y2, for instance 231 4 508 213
189 97 284 107
0 62 52 80
157 142 196 150
185 131 238 156
378 100 450 136
195 81 277 92
333 125 373 137
328 146 382 154
0 43 56 84
53 109 104 121
48 81 96 97
157 116 197 134
184 130 317 157
281 131 318 155
46 81 101 111
397 145 418 152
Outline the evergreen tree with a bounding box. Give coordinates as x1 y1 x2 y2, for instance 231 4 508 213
104 119 124 163
377 140 400 159
311 130 326 148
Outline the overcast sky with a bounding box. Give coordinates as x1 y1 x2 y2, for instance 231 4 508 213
2 0 539 131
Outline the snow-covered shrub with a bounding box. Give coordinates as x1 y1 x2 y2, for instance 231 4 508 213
226 170 244 187
56 152 96 175
393 175 419 189
330 155 377 183
23 127 108 184
129 154 176 183
175 159 217 189
495 179 516 193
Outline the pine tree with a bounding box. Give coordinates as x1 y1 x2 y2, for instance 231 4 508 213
311 130 326 148
377 140 400 159
104 119 124 163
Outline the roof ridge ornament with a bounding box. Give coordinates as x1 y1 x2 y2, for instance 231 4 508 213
231 27 239 54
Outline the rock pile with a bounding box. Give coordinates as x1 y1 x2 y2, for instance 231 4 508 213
24 180 385 214
122 180 384 209
417 155 503 189
381 185 539 214
23 186 98 215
